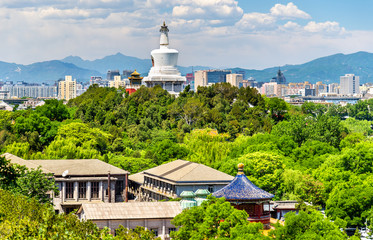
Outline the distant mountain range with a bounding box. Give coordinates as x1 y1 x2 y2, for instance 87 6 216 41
1 51 373 84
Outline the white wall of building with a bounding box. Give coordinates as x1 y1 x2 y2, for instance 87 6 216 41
340 74 359 95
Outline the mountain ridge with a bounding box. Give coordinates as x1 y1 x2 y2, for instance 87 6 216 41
0 51 372 84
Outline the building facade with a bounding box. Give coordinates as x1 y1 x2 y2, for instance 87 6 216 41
3 153 129 214
226 73 243 87
77 202 181 239
129 160 233 201
194 70 231 91
58 75 76 101
2 83 57 98
109 75 126 88
107 70 121 80
340 74 359 95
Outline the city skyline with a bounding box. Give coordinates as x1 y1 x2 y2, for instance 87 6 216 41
1 1 372 69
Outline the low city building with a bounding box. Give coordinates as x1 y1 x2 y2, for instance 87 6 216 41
129 160 234 201
3 153 129 214
77 202 182 239
17 99 45 110
271 200 310 220
0 101 13 111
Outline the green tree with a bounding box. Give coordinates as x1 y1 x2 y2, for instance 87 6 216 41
171 196 268 240
326 176 373 227
270 209 348 239
266 97 289 122
0 156 57 204
0 189 112 239
36 99 70 121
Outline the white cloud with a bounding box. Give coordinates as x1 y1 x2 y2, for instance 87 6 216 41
172 5 205 17
171 0 243 25
235 12 276 31
270 2 310 19
280 21 302 31
304 21 346 35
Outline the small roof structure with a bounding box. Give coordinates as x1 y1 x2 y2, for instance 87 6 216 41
272 200 310 210
3 153 129 176
213 163 274 201
129 159 234 185
77 202 182 220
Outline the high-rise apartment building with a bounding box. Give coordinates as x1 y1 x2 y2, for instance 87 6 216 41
194 70 231 91
2 83 57 98
58 76 76 101
107 70 120 80
328 83 340 94
340 74 359 95
109 75 126 88
315 81 327 96
226 74 243 87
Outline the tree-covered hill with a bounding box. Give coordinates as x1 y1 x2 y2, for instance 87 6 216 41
1 84 373 238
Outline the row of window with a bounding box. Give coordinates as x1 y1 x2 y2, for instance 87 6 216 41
64 181 124 199
144 177 176 193
114 227 176 237
65 182 100 199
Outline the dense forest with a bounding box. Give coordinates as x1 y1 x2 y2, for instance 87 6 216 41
1 83 373 239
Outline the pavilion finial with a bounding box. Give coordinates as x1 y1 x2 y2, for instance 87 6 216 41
237 163 244 175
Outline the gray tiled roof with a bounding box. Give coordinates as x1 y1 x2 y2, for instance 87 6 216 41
30 159 128 176
2 153 52 173
272 200 310 210
3 153 128 176
79 202 182 220
129 160 234 184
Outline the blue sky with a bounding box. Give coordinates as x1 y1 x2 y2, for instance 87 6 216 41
0 0 372 69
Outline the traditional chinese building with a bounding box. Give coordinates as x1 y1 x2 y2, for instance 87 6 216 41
126 70 143 94
213 163 274 227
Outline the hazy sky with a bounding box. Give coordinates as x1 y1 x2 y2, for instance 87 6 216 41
1 0 373 69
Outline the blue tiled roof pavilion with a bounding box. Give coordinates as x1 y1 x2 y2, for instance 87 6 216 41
213 163 274 201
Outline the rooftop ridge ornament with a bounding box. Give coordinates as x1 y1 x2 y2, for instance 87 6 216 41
160 21 169 33
237 163 244 175
237 163 245 175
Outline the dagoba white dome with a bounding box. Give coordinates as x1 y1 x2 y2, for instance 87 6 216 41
143 22 186 94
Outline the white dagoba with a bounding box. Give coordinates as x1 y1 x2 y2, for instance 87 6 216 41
143 22 186 94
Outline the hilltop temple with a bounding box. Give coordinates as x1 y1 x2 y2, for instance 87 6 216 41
143 22 186 95
213 163 274 227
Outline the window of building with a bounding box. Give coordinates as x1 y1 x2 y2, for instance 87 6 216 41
91 182 99 199
79 182 87 199
168 228 176 234
151 228 158 236
66 182 74 199
115 180 124 196
208 185 214 193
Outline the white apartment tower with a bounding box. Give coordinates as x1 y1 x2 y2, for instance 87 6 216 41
340 74 359 95
226 74 243 87
109 75 126 88
58 75 76 101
